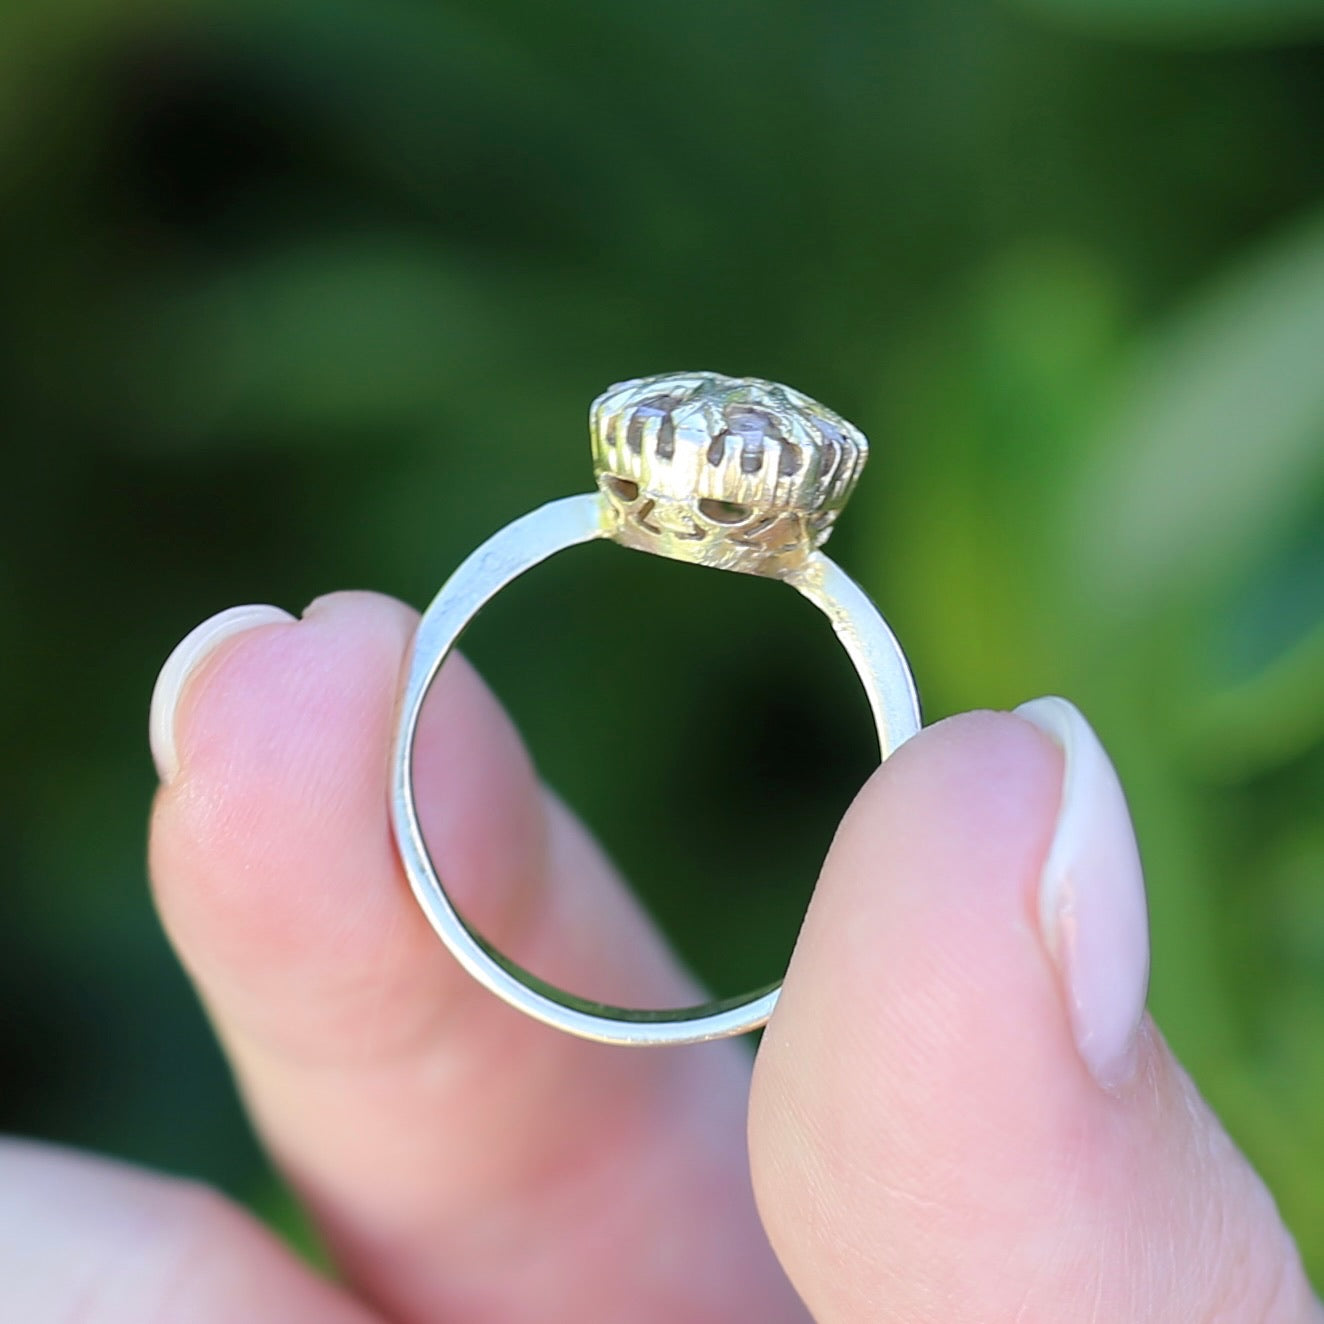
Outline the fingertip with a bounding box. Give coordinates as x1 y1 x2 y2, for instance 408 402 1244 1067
809 707 1061 953
749 709 1073 1316
148 589 544 1039
150 591 411 969
150 603 297 783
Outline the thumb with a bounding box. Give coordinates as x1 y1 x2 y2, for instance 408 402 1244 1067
749 704 1321 1323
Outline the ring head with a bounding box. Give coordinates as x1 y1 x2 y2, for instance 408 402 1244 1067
591 371 868 577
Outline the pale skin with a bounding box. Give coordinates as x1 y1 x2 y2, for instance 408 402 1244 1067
4 589 1321 1323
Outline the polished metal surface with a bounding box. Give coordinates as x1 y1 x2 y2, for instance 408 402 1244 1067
389 374 921 1045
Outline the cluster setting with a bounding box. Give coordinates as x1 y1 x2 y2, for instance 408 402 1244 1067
591 371 868 576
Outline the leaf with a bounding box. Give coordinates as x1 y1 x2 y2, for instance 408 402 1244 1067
1071 208 1324 618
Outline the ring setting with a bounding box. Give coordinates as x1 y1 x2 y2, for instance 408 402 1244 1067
593 372 867 576
389 371 921 1045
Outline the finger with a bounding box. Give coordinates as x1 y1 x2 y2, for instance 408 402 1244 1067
0 1138 380 1324
749 704 1322 1323
148 593 802 1324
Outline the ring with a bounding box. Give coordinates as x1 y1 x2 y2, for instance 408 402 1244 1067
389 371 922 1045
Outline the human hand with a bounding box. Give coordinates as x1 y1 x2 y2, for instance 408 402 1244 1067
5 591 1320 1322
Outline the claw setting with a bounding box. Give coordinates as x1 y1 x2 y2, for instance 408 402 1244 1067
591 371 868 576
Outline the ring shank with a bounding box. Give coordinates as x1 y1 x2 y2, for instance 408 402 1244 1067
389 492 921 1045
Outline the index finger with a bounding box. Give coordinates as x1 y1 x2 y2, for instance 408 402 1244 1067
148 591 804 1324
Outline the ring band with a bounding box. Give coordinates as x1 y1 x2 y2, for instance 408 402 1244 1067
389 372 922 1046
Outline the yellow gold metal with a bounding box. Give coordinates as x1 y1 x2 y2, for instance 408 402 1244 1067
592 371 867 577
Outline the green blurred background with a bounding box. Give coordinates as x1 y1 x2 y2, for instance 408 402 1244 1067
3 0 1324 1279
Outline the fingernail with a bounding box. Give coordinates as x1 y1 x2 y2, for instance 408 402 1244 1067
1015 696 1150 1090
150 604 295 782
